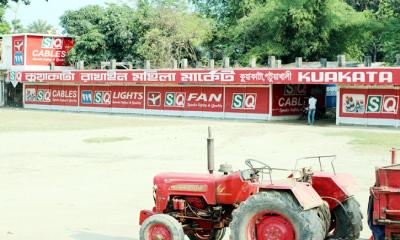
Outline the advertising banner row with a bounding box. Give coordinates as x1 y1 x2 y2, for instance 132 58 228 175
10 68 400 85
24 85 270 118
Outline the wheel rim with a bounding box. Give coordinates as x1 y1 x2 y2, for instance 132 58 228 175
247 211 295 240
147 223 172 240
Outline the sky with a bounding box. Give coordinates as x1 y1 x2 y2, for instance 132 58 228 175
5 0 126 33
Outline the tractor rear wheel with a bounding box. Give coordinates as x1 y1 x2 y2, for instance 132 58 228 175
230 191 325 240
187 228 225 240
139 214 185 240
318 201 331 238
329 197 363 240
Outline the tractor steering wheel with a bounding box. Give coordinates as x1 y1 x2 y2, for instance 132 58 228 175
245 159 272 172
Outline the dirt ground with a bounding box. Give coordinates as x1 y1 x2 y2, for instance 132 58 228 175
1 108 399 240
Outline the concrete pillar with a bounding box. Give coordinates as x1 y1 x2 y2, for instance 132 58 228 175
49 61 55 70
320 58 327 68
223 57 230 68
337 55 346 67
78 60 84 70
295 57 302 68
396 54 400 66
268 56 276 68
172 59 178 69
364 55 372 67
276 60 282 68
250 57 257 68
181 59 188 69
128 62 133 70
209 59 215 69
111 59 117 69
196 61 202 69
144 60 151 69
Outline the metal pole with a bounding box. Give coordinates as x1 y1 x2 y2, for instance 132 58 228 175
391 148 397 165
207 126 214 174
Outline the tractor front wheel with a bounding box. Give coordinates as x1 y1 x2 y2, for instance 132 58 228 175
329 197 363 240
139 214 185 240
230 191 325 240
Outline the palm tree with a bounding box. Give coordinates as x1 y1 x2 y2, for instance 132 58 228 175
26 19 56 34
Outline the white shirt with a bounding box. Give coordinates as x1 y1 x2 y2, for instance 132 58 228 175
308 97 317 110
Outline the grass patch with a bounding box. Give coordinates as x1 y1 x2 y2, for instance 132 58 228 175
83 136 131 144
326 131 400 148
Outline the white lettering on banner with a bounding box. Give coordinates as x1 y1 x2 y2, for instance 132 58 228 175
32 50 66 58
187 93 222 102
181 71 234 83
132 71 176 82
278 97 305 107
240 71 292 83
81 72 128 83
52 90 77 98
112 92 144 100
298 71 393 84
25 72 75 82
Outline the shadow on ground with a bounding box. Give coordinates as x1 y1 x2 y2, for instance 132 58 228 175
71 231 136 240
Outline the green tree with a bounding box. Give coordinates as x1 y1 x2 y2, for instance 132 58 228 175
11 19 23 33
61 2 211 67
345 0 380 11
137 2 212 67
26 19 55 34
228 0 372 64
376 0 400 63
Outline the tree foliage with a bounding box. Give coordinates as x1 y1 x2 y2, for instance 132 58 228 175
26 19 55 34
60 2 211 67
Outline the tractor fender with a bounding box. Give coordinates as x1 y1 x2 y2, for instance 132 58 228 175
139 209 155 225
257 180 323 210
311 172 356 209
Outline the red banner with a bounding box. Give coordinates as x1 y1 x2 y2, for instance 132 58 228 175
26 36 74 66
12 36 25 65
80 86 145 109
12 68 400 86
25 85 78 106
340 88 400 119
145 86 224 112
225 87 269 114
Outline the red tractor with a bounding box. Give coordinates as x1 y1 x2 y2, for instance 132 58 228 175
139 128 363 240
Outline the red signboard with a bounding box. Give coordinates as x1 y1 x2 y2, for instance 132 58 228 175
24 85 78 106
340 88 400 119
12 36 25 65
145 86 224 112
14 68 400 85
272 85 308 116
80 86 145 109
225 87 269 114
26 36 74 66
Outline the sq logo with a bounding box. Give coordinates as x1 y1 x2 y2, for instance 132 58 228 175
94 91 111 104
232 93 257 109
147 92 161 106
42 37 63 49
164 92 185 107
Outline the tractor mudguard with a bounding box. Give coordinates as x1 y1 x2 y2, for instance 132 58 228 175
312 172 356 209
257 180 323 210
139 210 155 225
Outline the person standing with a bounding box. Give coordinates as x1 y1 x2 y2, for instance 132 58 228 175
308 95 317 125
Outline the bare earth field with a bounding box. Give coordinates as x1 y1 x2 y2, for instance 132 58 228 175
1 109 400 240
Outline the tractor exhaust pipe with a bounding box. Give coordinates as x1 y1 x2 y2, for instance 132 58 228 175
207 126 214 174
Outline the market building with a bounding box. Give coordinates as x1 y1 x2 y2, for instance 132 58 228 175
2 33 400 127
